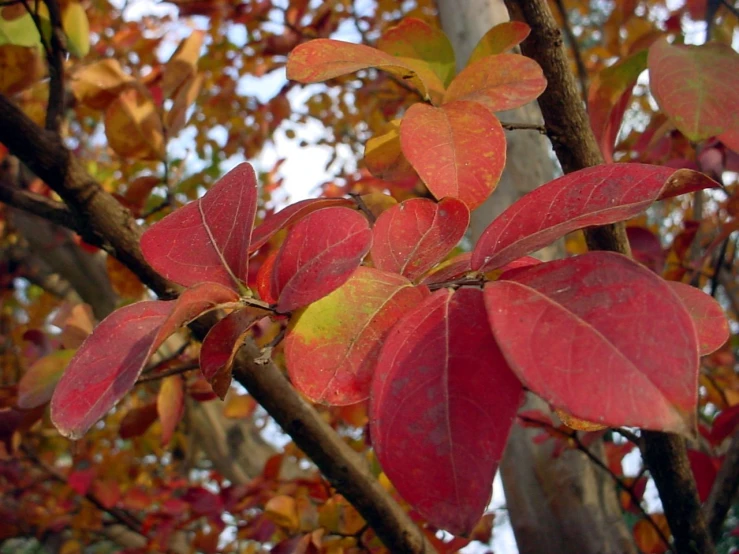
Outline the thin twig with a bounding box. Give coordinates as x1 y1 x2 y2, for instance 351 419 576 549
500 121 548 134
551 0 589 102
0 180 80 231
136 362 198 384
348 192 376 223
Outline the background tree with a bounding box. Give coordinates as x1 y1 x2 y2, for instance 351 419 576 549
0 1 738 553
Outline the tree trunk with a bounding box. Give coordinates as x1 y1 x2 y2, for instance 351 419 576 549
435 2 636 552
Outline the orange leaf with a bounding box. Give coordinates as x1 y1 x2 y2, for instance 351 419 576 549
104 87 165 160
157 375 184 446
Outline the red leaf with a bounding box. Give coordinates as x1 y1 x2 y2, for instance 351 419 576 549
272 207 372 312
648 39 739 142
667 282 729 356
400 101 506 210
443 54 546 112
286 38 444 103
68 468 96 496
255 250 279 304
285 267 427 404
17 350 74 409
377 18 456 88
200 308 263 399
141 163 258 289
370 288 523 535
51 283 239 438
370 197 469 281
157 375 184 446
627 226 665 273
485 252 699 435
421 253 472 285
182 486 224 518
588 50 648 162
249 198 354 253
467 22 531 63
710 404 739 445
686 449 719 502
119 402 158 439
472 163 718 272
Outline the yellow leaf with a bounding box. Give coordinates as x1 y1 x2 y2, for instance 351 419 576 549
0 44 43 95
264 495 299 530
165 73 202 135
162 30 204 98
223 393 257 419
104 87 165 160
106 255 146 299
62 2 90 57
71 59 135 110
0 4 47 47
555 408 607 432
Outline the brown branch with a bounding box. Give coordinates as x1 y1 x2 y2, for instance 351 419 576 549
500 121 548 133
0 90 434 554
40 0 66 132
0 179 79 231
704 428 739 541
231 340 436 554
551 0 589 102
136 362 198 384
504 2 715 554
0 93 179 298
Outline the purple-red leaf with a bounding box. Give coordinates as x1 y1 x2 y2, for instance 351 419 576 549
667 282 729 356
443 54 546 112
200 308 264 398
250 198 354 253
467 22 531 64
51 283 239 439
370 287 523 535
472 163 718 272
421 253 472 285
400 101 506 210
141 163 258 289
648 39 739 142
371 197 469 281
272 207 372 312
285 267 427 405
485 252 699 435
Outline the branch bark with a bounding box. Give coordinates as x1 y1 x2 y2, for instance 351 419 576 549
504 2 715 553
0 91 435 554
704 428 739 541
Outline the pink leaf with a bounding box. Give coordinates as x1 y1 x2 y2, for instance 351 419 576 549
648 39 739 142
443 54 547 112
485 252 699 435
157 375 184 446
200 308 264 399
472 163 718 272
371 197 469 281
272 207 372 312
250 198 354 253
370 287 523 535
51 283 239 439
141 163 258 289
667 282 729 356
17 350 74 409
400 101 506 210
285 267 427 404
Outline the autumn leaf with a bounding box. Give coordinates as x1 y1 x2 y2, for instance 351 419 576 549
285 267 427 404
104 86 165 160
667 282 729 356
370 197 469 281
70 59 135 110
648 39 739 141
467 21 531 64
17 350 75 409
272 207 372 312
157 375 184 446
141 163 258 289
370 287 523 536
485 252 700 435
400 100 506 210
472 163 718 272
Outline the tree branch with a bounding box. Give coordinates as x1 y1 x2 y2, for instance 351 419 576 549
40 0 66 132
704 428 739 541
504 2 715 553
0 90 435 554
0 179 79 231
231 340 436 554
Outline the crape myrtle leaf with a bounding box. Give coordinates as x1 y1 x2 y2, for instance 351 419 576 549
200 308 264 399
370 287 523 536
255 250 279 304
443 54 547 112
17 350 75 409
648 39 739 142
141 163 258 289
162 30 204 98
371 197 469 281
376 17 456 88
62 2 90 58
166 73 203 136
285 267 427 404
400 101 506 210
588 49 647 162
250 197 353 253
472 163 718 272
119 403 158 439
364 121 418 184
421 253 472 285
633 514 671 554
286 38 444 103
467 22 531 64
157 375 184 446
272 207 372 313
627 226 665 273
667 282 729 356
0 44 43 96
485 252 700 435
70 59 135 110
51 283 239 439
104 87 165 161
